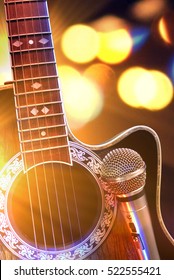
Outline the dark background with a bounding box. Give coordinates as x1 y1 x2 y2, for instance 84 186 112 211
0 0 174 258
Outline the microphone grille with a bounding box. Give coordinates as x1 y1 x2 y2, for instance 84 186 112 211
101 148 146 195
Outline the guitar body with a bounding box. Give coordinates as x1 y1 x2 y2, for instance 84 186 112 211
1 0 174 260
0 87 139 260
1 86 174 259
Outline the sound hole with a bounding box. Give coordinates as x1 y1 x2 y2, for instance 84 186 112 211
7 162 102 250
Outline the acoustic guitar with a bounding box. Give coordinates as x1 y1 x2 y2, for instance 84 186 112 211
0 0 173 260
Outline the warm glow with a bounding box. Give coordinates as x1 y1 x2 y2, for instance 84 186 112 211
0 31 11 85
159 18 171 44
143 70 173 110
84 63 116 94
91 15 128 32
131 0 167 22
118 67 173 110
97 29 133 64
58 65 103 129
61 24 99 63
0 69 12 85
118 67 152 108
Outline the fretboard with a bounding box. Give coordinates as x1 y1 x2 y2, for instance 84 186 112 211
4 0 72 171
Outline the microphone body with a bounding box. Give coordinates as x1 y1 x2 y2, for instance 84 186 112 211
117 190 159 260
101 148 160 260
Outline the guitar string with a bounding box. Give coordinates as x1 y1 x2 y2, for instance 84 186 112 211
22 0 56 250
16 0 47 250
26 0 74 250
46 1 84 244
29 0 57 250
41 0 83 247
44 0 84 246
15 0 52 250
41 1 68 249
7 0 84 252
43 0 76 247
32 0 62 250
5 0 38 249
9 0 66 252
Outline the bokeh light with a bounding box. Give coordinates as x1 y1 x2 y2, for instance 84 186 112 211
117 67 173 110
118 67 152 108
144 70 173 110
158 11 174 45
58 65 103 129
97 29 133 64
84 63 116 94
130 0 168 22
61 24 99 63
91 15 128 32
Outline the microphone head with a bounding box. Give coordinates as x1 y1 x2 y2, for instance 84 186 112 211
101 148 146 196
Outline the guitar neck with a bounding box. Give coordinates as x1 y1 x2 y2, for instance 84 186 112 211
4 0 72 171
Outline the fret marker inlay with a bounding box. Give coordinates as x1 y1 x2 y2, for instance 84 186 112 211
31 108 39 116
39 38 49 45
41 106 49 115
41 131 47 137
13 41 23 47
5 0 72 170
29 40 34 45
31 82 42 90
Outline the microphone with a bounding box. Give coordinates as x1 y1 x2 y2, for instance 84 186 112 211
100 148 160 260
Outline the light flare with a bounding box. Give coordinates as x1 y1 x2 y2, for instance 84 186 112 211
58 65 103 129
118 67 173 110
61 24 99 64
97 29 133 64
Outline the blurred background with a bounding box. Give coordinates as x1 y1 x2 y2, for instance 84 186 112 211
1 0 174 257
0 1 174 181
1 0 174 164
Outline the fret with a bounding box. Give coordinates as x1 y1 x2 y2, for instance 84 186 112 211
10 34 53 52
19 124 66 133
16 100 61 109
17 113 64 121
10 46 53 53
14 75 58 83
4 0 72 169
20 125 67 140
17 103 64 118
12 61 56 68
13 63 57 81
19 126 67 149
14 88 60 96
21 137 69 152
14 77 59 94
19 124 67 143
5 1 46 3
22 145 69 154
20 134 68 143
5 1 48 20
7 18 50 36
12 49 55 66
8 31 51 38
7 16 49 22
15 89 61 107
22 147 72 171
18 115 66 130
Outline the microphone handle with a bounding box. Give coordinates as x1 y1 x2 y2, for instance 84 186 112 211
118 193 160 260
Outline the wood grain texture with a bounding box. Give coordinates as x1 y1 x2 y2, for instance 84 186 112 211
0 87 139 260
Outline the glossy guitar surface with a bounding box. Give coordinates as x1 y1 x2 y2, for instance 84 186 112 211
1 0 174 260
0 86 140 260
